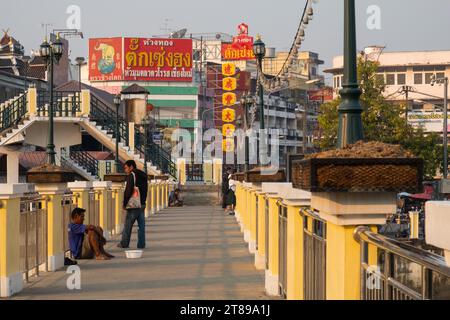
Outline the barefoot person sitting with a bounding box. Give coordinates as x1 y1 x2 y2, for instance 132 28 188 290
68 208 114 261
169 188 183 207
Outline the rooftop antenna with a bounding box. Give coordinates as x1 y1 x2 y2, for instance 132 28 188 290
160 18 174 36
41 23 53 38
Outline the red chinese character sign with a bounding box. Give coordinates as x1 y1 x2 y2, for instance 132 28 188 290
89 38 123 82
221 23 256 61
223 77 237 91
124 38 193 82
222 108 236 123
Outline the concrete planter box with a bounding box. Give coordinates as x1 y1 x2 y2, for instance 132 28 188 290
244 169 286 183
292 158 423 193
26 165 75 184
104 173 128 183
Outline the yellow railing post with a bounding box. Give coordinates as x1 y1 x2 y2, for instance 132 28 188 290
0 184 29 297
68 181 93 224
265 194 280 296
248 187 260 254
155 181 161 212
177 159 186 185
34 183 68 272
111 182 125 234
212 158 222 185
163 182 169 209
145 180 152 217
235 183 243 225
282 189 311 300
260 182 293 297
203 160 213 184
150 182 156 214
92 181 113 239
310 192 393 300
80 89 91 116
26 87 37 116
254 191 267 270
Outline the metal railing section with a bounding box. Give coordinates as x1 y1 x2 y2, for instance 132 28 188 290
354 226 450 300
301 208 327 300
37 91 81 117
134 124 177 179
0 93 27 133
278 201 288 298
68 145 99 178
90 94 129 145
19 193 48 283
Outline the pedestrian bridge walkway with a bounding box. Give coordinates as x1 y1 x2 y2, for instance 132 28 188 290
11 206 271 300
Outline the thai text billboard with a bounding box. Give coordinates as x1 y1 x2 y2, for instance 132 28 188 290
124 38 193 82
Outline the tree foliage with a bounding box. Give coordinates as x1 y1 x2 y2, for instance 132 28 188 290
317 56 444 179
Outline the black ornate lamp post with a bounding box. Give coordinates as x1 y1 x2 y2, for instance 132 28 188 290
40 34 64 165
337 0 364 148
253 36 266 130
113 94 122 173
240 93 255 172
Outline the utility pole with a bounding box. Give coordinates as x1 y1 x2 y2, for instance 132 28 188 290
400 85 414 124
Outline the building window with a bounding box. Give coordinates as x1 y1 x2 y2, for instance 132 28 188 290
397 74 406 85
376 74 385 84
414 73 423 85
425 73 435 84
436 72 446 80
386 74 396 85
311 67 317 76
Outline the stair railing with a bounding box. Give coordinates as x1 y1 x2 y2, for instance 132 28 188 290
36 90 81 117
134 124 177 179
61 145 99 179
0 93 27 133
90 94 129 146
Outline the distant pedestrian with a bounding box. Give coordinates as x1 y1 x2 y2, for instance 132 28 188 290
224 179 236 215
221 167 232 211
169 188 183 207
118 160 148 249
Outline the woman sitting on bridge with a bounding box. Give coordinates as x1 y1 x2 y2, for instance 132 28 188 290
68 208 115 261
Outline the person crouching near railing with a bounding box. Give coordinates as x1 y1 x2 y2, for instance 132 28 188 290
68 207 115 261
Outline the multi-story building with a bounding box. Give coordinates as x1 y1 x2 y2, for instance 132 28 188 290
325 46 450 135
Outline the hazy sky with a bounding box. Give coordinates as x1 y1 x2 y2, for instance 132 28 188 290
2 0 450 79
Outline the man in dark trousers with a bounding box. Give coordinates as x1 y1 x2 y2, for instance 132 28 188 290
222 167 232 211
118 160 148 249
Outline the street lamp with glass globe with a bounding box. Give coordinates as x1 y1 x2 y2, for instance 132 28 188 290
40 34 64 165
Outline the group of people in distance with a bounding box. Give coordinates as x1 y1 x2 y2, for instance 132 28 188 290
67 160 185 264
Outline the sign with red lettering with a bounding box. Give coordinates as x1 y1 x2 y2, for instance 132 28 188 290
89 38 123 82
124 38 193 82
221 23 255 61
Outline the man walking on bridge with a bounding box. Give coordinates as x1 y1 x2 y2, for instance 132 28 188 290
118 160 148 249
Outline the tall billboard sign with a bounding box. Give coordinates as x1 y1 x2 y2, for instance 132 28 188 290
124 38 193 82
89 38 123 82
221 23 256 61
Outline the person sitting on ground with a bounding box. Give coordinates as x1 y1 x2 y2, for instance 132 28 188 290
169 188 183 207
68 207 115 261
